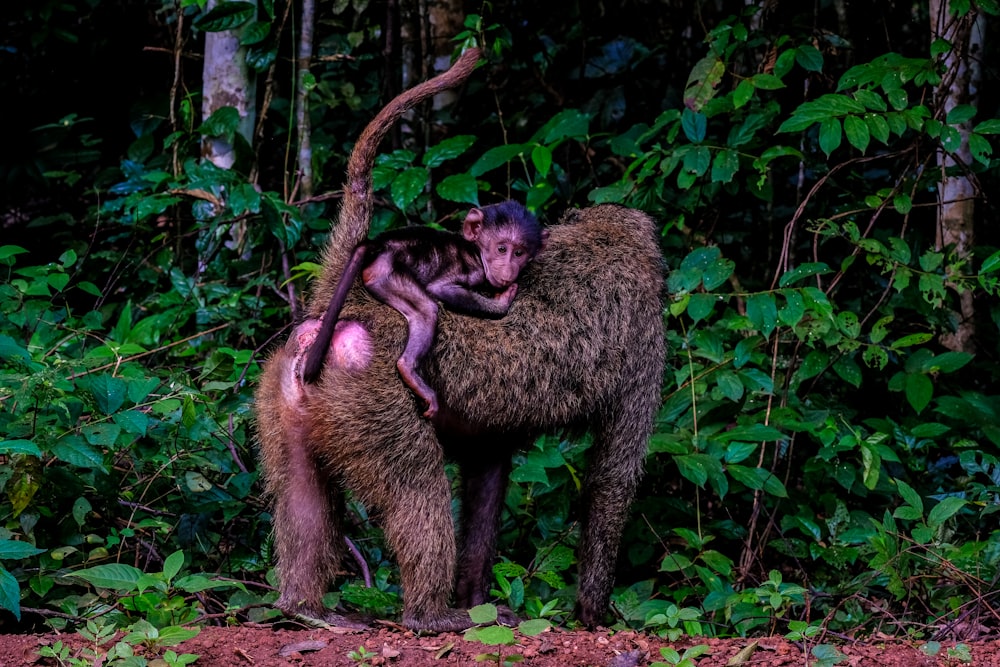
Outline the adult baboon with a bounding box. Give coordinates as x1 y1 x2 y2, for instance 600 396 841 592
254 47 665 632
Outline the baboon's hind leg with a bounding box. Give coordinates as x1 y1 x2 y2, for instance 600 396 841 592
257 323 364 628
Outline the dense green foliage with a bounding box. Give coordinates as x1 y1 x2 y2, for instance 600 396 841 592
2 0 1000 651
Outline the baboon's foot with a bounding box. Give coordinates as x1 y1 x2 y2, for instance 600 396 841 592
495 605 520 627
276 599 369 631
402 608 479 633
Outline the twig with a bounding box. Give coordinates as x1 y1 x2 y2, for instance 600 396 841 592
344 537 373 588
227 414 249 473
68 323 230 379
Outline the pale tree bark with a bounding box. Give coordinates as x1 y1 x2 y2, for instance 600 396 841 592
426 0 465 111
295 0 315 198
931 0 984 354
201 0 257 169
400 0 465 126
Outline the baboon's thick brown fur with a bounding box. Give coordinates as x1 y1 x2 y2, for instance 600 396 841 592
254 46 665 632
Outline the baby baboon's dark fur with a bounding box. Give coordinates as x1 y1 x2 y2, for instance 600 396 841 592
300 200 547 419
254 45 665 632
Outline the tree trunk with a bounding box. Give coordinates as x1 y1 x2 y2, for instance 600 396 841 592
399 0 465 136
931 0 983 354
295 0 315 198
201 0 257 169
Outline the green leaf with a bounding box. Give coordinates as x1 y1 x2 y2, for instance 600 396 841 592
0 440 42 457
659 553 693 572
854 89 887 112
423 135 476 168
518 619 550 636
468 625 516 646
893 193 912 215
710 149 739 183
746 293 778 337
681 108 707 143
531 144 553 177
114 410 149 436
82 423 121 448
974 118 1000 134
0 567 21 621
811 644 846 667
542 110 590 143
946 104 976 125
733 79 754 108
702 259 735 291
837 311 861 338
0 336 31 362
911 423 950 438
723 441 757 464
174 574 245 593
844 115 871 152
778 262 831 287
69 563 144 592
194 1 256 32
891 333 933 349
818 118 841 156
778 290 805 326
904 373 933 414
510 461 548 484
0 245 28 261
894 506 923 521
675 454 709 487
198 106 240 139
931 351 973 373
72 497 92 529
894 479 924 515
927 497 966 529
239 20 270 45
51 436 108 473
682 146 711 177
588 181 633 204
715 370 743 402
833 357 862 388
0 540 45 560
728 464 764 490
687 293 716 323
866 114 890 144
969 133 992 165
390 167 428 210
762 471 788 497
715 424 785 442
683 55 726 110
751 73 786 90
471 144 527 176
886 88 908 111
163 551 185 582
469 603 498 625
981 249 1000 274
795 45 824 72
436 174 479 206
156 626 201 647
860 443 881 490
86 374 126 415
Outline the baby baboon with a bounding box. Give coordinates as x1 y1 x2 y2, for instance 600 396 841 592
301 200 548 419
254 45 665 632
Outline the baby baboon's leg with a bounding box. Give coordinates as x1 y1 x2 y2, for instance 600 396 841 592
363 257 440 417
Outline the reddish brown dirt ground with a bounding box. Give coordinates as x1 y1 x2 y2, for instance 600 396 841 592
3 625 1000 667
